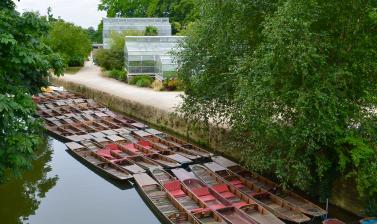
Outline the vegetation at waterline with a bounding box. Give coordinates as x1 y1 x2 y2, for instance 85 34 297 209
0 1 64 182
44 21 92 67
98 0 197 34
177 0 377 213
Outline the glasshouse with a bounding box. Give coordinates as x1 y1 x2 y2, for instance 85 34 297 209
103 18 172 49
124 36 185 80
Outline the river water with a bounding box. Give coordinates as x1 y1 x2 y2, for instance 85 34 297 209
0 137 161 224
0 136 360 224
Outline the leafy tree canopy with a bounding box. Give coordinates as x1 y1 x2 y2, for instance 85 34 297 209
177 0 377 210
0 2 64 182
98 0 198 33
44 21 92 67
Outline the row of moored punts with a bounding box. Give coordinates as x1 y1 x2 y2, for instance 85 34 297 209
33 89 331 224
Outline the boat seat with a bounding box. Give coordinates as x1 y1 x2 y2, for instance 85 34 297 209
105 143 120 151
234 201 249 208
96 149 114 159
209 204 225 210
212 184 229 193
230 179 242 185
123 143 139 153
200 195 216 202
164 180 185 198
250 192 269 199
138 140 151 148
221 191 235 199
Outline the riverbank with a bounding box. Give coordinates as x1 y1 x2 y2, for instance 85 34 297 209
51 61 364 217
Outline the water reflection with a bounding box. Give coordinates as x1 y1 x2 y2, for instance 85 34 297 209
0 138 58 224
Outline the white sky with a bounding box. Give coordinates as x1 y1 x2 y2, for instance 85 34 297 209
15 0 106 28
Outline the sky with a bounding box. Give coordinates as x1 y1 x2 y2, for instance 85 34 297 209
15 0 107 28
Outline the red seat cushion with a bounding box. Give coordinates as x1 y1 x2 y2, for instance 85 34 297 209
170 189 186 198
190 207 210 213
105 143 120 151
209 204 225 210
96 149 114 159
138 140 151 148
200 195 215 202
212 184 229 193
164 180 181 191
234 183 245 189
123 143 139 153
192 187 210 197
221 191 235 199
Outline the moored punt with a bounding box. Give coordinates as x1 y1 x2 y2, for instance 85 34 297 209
204 162 310 223
172 168 258 224
113 158 145 174
211 156 327 217
190 164 285 224
161 179 227 224
150 168 176 185
146 128 213 158
133 173 198 224
323 219 345 224
146 154 181 168
133 130 201 160
127 156 162 170
65 142 133 180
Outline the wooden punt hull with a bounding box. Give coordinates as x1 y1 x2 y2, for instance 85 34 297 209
204 163 310 223
150 168 176 186
146 154 181 168
211 156 327 217
133 173 199 224
127 156 162 170
65 142 133 180
146 129 212 158
190 164 285 224
159 178 227 224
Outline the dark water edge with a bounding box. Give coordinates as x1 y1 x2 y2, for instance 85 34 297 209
0 136 362 224
0 137 160 224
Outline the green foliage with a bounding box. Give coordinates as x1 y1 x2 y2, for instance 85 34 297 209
109 69 127 81
93 48 124 70
144 26 158 36
87 26 102 43
177 0 377 207
129 75 153 87
45 21 92 67
94 30 142 71
0 4 64 182
98 0 198 32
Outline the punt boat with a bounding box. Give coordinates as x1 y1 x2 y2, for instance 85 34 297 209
172 168 259 224
190 164 285 224
212 156 327 217
150 171 227 224
65 142 133 180
204 162 310 223
146 128 213 158
146 154 181 168
133 130 201 160
127 156 162 170
133 173 199 224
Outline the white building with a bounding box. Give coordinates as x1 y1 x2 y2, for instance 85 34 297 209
102 18 172 49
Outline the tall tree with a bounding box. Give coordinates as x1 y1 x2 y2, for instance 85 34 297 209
177 0 377 210
0 2 64 182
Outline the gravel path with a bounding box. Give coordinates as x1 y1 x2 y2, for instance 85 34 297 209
58 61 183 113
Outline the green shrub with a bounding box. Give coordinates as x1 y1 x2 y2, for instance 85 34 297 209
93 49 123 70
68 55 85 67
129 75 153 87
109 69 127 81
144 26 158 36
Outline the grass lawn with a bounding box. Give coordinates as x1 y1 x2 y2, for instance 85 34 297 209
64 67 82 74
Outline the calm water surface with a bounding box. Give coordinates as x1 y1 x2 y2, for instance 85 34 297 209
0 137 161 224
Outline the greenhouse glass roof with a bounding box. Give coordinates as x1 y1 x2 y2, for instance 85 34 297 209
102 18 172 49
125 36 184 56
